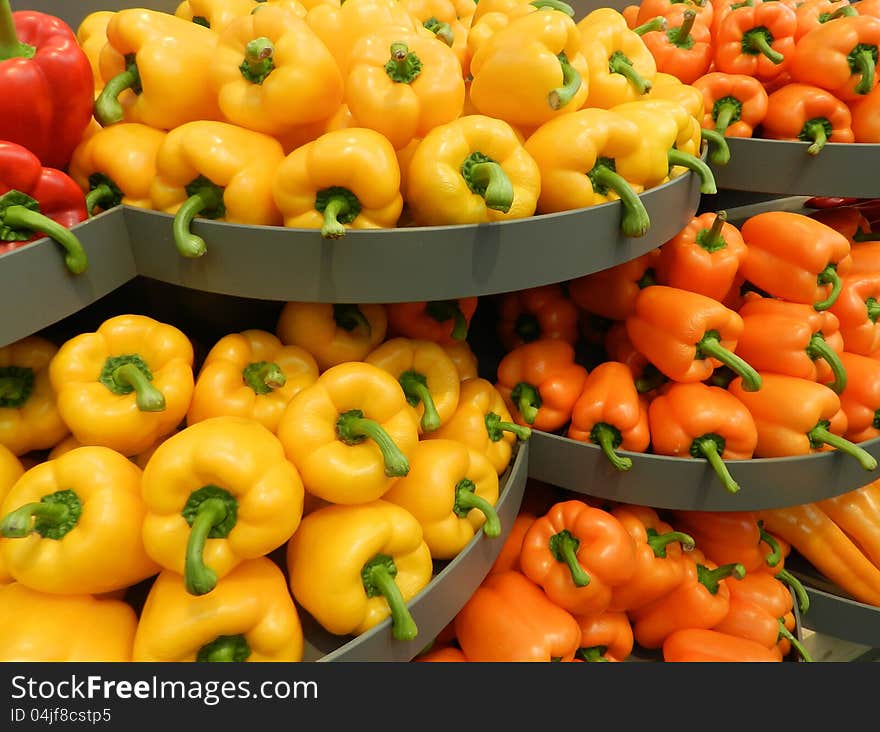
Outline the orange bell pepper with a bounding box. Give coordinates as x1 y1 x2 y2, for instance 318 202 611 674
856 0 880 17
693 72 769 137
488 512 537 575
796 0 858 41
607 504 695 612
851 82 880 141
648 382 758 494
603 323 668 394
739 211 853 311
415 646 468 661
829 273 880 354
670 511 784 573
567 248 660 322
496 284 579 352
626 285 762 391
655 211 748 302
566 362 650 472
573 611 633 662
495 339 588 431
519 500 637 616
713 593 787 654
714 2 797 81
641 8 712 84
762 83 854 155
386 299 479 345
836 352 880 441
791 15 880 101
817 479 880 571
738 296 846 353
729 372 878 469
811 207 880 247
663 628 783 662
454 570 582 661
635 0 712 29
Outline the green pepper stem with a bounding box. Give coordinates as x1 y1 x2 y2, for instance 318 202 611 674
778 620 813 662
647 528 696 556
776 568 810 614
701 128 731 166
399 372 441 433
807 424 878 470
320 195 351 238
698 210 728 252
529 0 575 15
868 297 880 322
549 529 591 587
485 411 532 441
758 520 782 568
184 497 229 596
94 63 140 126
423 17 454 46
667 148 717 194
697 561 746 593
697 332 762 392
635 365 667 393
1 205 89 274
334 303 372 335
633 16 667 35
363 558 419 641
512 382 541 425
853 48 876 95
671 10 696 44
576 647 610 661
425 300 468 340
197 635 251 662
336 410 410 476
803 120 829 156
609 50 652 94
592 422 633 471
853 228 880 242
242 361 286 394
514 312 541 342
173 193 216 258
467 161 514 213
712 100 738 135
694 436 741 494
548 53 582 110
589 163 650 238
85 183 116 217
112 362 166 411
806 333 847 394
814 264 842 311
240 37 275 84
455 484 501 538
0 0 32 59
0 501 68 538
745 30 784 64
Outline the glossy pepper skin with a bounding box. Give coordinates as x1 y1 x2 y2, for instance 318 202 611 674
383 439 501 559
649 382 758 494
133 558 303 662
520 500 637 616
713 587 808 659
366 338 460 433
603 322 668 394
94 9 223 128
663 628 782 662
346 29 465 151
795 0 856 41
0 446 23 586
0 140 88 274
646 70 706 120
49 314 194 457
455 570 582 661
635 0 711 28
406 115 541 225
141 417 304 597
489 512 536 575
0 5 94 170
714 2 797 81
151 120 285 258
77 11 116 94
693 72 769 137
523 108 652 237
69 123 166 215
851 83 880 141
443 341 480 381
836 352 880 441
288 500 432 640
210 4 344 137
386 299 479 346
0 583 137 661
567 362 650 472
763 83 854 155
277 362 420 504
187 329 319 433
274 127 403 238
568 249 660 322
729 372 878 469
573 610 634 661
497 284 580 351
608 504 695 612
739 211 853 311
626 285 761 390
175 0 262 33
791 15 880 101
276 302 387 371
0 446 158 594
0 336 68 456
427 377 531 474
641 7 712 85
817 479 880 570
829 273 880 354
496 339 588 431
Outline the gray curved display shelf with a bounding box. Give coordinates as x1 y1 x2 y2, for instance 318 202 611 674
527 431 880 511
0 208 135 348
711 138 880 199
298 442 527 662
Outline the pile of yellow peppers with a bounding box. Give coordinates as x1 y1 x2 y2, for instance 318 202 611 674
70 0 725 246
0 298 529 661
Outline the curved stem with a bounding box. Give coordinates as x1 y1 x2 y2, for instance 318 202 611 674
671 10 696 44
814 264 842 310
337 409 410 476
529 0 575 15
548 53 582 110
633 16 667 35
697 332 762 392
804 120 829 156
806 333 847 393
94 63 140 126
425 300 468 340
242 361 286 394
423 18 454 46
549 529 590 587
758 520 782 569
667 148 717 194
184 498 228 596
85 183 116 217
2 205 88 274
778 620 813 662
455 481 501 537
697 561 746 593
776 568 810 614
853 48 876 95
744 30 784 64
399 372 441 433
694 436 741 494
467 161 514 213
173 193 215 258
701 128 731 166
0 501 68 538
592 422 633 471
511 382 541 425
807 424 878 470
647 528 696 557
112 362 165 411
485 411 532 441
609 51 652 94
589 163 650 238
362 555 418 641
697 211 728 252
712 100 739 135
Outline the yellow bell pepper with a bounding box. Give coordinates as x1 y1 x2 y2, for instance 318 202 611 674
150 120 286 258
94 9 223 128
49 314 194 457
277 362 420 504
175 0 259 32
0 336 69 457
427 376 530 473
402 0 475 68
383 439 500 559
578 10 657 109
141 416 304 597
133 558 303 662
48 431 177 468
523 108 651 236
647 71 704 121
274 103 354 155
472 0 573 26
69 122 167 216
210 5 345 137
0 446 159 594
77 11 117 95
365 337 461 433
188 330 319 433
444 340 480 381
0 446 23 586
286 499 433 640
346 30 466 151
469 10 589 130
406 114 541 225
276 302 388 371
0 583 137 661
610 100 717 193
272 127 403 238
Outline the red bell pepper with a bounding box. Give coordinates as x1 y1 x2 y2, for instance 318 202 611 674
0 140 88 274
0 3 93 170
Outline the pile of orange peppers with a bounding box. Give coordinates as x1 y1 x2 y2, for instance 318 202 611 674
622 0 880 147
417 485 813 662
